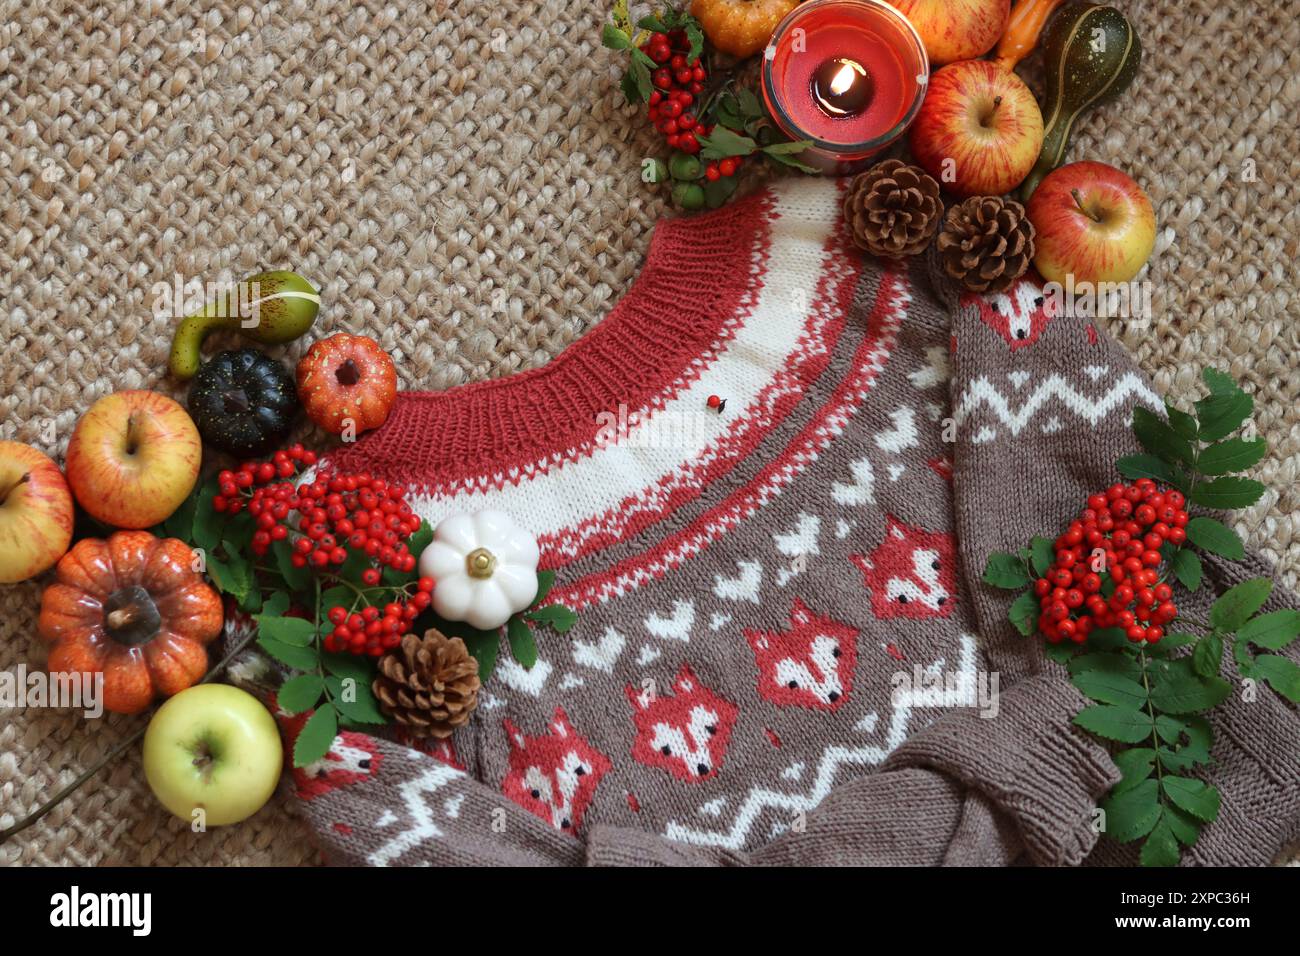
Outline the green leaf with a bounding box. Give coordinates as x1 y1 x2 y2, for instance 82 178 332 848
262 591 290 618
1071 669 1148 708
1210 578 1273 631
1139 816 1181 867
1043 642 1074 665
278 674 325 715
684 21 704 62
1069 651 1141 681
736 87 763 120
1252 654 1300 703
761 139 813 155
1184 517 1244 560
1112 748 1156 794
1154 714 1188 745
191 486 223 552
982 552 1030 589
634 14 666 31
1149 672 1231 714
293 705 338 768
1101 779 1161 842
624 59 652 103
761 148 821 174
1164 400 1199 441
322 651 374 683
161 483 202 540
254 614 317 646
1161 777 1221 823
526 604 578 633
1148 631 1197 655
507 616 538 670
1157 747 1197 772
1192 632 1223 679
1073 704 1153 743
1164 554 1199 600
1029 537 1055 578
1197 437 1267 476
1164 805 1202 846
1237 609 1300 650
337 548 372 584
1008 591 1037 636
206 552 252 603
258 635 319 671
1132 407 1194 466
464 631 500 682
703 173 739 209
1116 454 1175 484
320 585 353 614
1201 366 1239 397
698 126 758 160
1177 715 1214 764
532 569 556 607
272 538 311 593
326 675 388 724
1087 627 1130 651
1194 391 1252 442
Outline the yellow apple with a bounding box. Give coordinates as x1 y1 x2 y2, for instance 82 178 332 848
143 683 284 827
887 0 1010 65
1027 161 1157 285
909 59 1044 198
65 390 201 530
0 441 74 583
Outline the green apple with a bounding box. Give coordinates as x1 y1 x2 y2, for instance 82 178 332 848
143 683 283 827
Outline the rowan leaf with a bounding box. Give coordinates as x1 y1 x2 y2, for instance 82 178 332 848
1008 591 1038 636
601 23 631 49
507 616 538 670
1252 654 1300 703
1210 578 1272 631
1191 632 1223 679
1164 401 1199 441
1132 407 1194 465
1139 815 1181 867
1116 453 1176 484
1029 537 1055 578
1159 556 1198 600
1161 777 1221 823
1183 517 1243 561
1069 651 1141 681
293 704 338 768
1237 609 1300 650
1194 390 1252 442
982 552 1030 589
1101 779 1161 842
1149 672 1231 714
326 675 387 724
1112 747 1156 794
526 604 578 633
1197 437 1267 475
278 674 325 715
1201 366 1240 397
254 614 317 646
1074 704 1153 743
1190 476 1266 510
1071 670 1148 708
258 635 319 671
1164 805 1202 846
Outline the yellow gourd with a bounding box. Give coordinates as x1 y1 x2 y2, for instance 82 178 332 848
690 0 799 58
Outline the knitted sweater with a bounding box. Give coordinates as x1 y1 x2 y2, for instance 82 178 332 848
288 179 1300 866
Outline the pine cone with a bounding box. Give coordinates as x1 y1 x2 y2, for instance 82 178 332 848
843 159 943 258
936 196 1037 294
373 629 480 738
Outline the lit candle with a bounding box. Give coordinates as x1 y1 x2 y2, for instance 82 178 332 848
762 0 929 175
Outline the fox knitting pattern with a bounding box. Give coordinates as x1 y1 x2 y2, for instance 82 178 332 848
264 179 1300 867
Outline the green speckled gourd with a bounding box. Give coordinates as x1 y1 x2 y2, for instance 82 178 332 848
168 270 320 380
1020 2 1141 200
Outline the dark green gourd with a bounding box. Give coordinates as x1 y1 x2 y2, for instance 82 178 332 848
1020 2 1141 199
189 349 299 458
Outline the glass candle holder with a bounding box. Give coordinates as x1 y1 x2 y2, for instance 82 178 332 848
761 0 929 176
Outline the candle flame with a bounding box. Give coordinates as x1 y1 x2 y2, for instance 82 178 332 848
831 62 859 96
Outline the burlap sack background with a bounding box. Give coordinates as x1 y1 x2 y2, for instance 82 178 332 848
1 0 1296 866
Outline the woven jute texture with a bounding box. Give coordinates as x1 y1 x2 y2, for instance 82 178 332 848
1 0 1297 866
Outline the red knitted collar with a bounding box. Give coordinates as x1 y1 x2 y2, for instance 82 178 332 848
330 191 774 492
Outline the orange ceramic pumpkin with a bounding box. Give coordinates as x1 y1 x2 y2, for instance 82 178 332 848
691 0 799 58
296 333 398 436
38 531 224 714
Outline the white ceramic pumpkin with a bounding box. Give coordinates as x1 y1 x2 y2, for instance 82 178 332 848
418 510 540 630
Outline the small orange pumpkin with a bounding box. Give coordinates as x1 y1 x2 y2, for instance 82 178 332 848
296 333 398 436
691 0 799 58
38 531 224 714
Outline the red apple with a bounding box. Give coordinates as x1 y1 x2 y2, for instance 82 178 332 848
65 390 202 529
888 0 1010 65
0 442 74 583
1027 161 1156 285
909 59 1044 198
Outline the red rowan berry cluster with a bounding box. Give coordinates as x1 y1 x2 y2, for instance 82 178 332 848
323 576 434 657
1035 479 1190 645
643 30 713 155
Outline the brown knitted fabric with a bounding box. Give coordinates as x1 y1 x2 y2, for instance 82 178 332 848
373 630 480 738
936 196 1036 294
843 159 943 258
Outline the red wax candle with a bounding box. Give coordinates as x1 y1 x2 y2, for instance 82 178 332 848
762 0 929 175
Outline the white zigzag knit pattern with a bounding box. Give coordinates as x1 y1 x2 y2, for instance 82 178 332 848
954 372 1161 437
